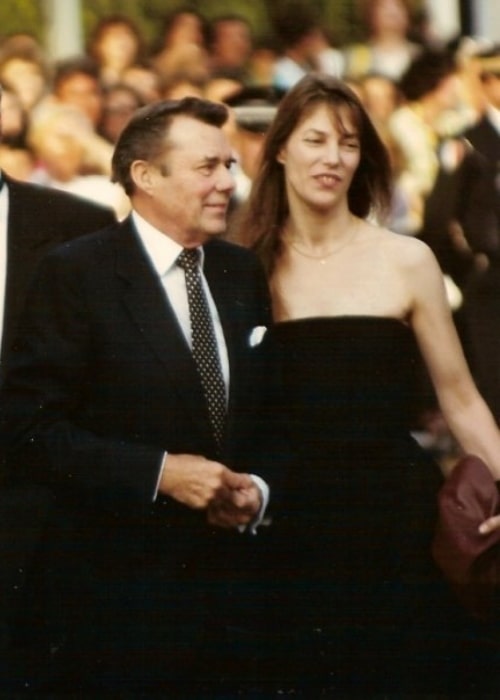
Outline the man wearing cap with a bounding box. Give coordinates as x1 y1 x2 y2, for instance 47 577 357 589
223 86 282 243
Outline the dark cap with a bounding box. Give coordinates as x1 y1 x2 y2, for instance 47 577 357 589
224 86 284 133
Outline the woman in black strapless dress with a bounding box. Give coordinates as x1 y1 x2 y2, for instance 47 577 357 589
240 73 500 694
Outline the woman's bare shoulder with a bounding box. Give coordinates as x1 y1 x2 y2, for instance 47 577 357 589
364 221 435 268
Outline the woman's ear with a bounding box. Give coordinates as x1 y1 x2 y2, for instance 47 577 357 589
276 148 286 165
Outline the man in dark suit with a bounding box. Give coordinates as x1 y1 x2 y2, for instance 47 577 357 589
0 84 116 679
0 97 272 695
0 80 116 381
0 172 116 380
464 47 500 227
460 47 500 421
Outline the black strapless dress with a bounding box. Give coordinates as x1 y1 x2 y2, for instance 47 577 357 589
260 317 467 694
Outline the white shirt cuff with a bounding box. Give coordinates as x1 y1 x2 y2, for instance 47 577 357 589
239 474 271 535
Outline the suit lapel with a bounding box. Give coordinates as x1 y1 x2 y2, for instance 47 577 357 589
115 220 214 447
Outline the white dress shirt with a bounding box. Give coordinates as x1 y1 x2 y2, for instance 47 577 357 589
132 210 229 397
131 212 269 529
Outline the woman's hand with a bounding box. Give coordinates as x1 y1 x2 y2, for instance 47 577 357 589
479 514 500 534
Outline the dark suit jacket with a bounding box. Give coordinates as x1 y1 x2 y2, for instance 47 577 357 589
0 216 272 687
419 138 499 288
464 116 500 226
1 173 116 378
0 175 115 685
459 119 500 418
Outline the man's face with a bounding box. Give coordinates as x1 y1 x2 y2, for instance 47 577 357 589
139 115 235 246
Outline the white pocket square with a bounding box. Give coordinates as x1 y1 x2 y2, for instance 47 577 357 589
249 325 267 347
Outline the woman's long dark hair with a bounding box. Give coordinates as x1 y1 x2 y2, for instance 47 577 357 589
240 73 393 275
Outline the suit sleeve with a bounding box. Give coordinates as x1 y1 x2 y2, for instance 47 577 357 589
0 249 163 505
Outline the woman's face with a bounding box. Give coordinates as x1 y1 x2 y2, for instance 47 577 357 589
277 103 361 213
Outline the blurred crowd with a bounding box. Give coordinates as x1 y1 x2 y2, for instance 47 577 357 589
1 0 500 453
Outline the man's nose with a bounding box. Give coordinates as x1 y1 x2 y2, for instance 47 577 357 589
217 165 235 192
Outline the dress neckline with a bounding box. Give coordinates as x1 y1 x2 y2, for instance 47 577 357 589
273 315 409 328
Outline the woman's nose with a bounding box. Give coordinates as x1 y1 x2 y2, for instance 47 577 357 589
322 141 340 165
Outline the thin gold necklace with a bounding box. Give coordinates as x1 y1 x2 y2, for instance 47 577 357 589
286 224 357 265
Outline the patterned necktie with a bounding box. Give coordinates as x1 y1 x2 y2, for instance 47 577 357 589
177 248 226 448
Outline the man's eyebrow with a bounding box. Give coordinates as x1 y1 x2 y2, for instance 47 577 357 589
199 155 237 166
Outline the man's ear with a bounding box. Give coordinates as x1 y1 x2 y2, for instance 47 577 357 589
130 160 155 194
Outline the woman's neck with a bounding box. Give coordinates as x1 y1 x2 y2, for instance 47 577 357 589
283 206 354 247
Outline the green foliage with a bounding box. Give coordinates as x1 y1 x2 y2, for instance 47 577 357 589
0 0 44 42
0 0 426 55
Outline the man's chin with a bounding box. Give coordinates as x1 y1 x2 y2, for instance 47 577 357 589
205 224 228 238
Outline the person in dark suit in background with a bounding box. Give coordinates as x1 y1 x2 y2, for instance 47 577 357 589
0 96 272 695
464 46 500 226
0 87 116 380
0 81 116 677
461 46 500 421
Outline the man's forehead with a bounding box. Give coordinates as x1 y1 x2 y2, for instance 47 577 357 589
168 118 230 155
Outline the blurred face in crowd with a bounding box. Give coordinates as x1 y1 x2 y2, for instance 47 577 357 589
56 72 103 126
94 23 140 71
122 65 162 104
0 56 46 110
369 0 410 37
100 85 141 143
361 75 399 123
166 12 205 48
30 107 89 182
211 19 252 69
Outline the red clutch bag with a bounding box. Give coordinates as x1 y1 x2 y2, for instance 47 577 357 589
432 454 500 618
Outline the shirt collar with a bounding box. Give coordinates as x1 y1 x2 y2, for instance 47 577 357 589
131 210 205 277
486 104 500 134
